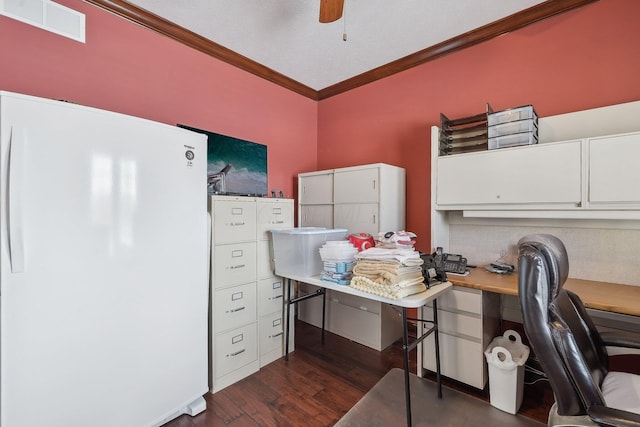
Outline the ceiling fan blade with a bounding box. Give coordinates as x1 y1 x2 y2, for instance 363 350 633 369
319 0 344 23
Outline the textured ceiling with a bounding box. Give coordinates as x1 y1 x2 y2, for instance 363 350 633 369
124 0 547 91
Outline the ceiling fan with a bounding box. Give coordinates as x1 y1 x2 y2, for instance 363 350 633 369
319 0 344 23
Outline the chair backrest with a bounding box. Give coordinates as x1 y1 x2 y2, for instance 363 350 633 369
518 234 609 416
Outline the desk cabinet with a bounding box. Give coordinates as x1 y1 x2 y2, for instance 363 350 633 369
209 196 293 393
297 163 406 350
422 286 500 389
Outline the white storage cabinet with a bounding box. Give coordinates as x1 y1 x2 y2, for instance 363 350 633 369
422 286 500 389
588 132 640 208
297 163 406 351
436 140 582 210
209 196 293 393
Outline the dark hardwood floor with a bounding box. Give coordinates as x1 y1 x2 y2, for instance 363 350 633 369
165 319 553 426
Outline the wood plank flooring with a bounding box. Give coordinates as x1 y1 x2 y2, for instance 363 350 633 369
165 319 551 426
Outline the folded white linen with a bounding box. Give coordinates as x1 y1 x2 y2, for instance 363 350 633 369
349 275 427 299
355 247 423 266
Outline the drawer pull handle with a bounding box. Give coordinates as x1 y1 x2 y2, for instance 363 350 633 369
230 222 245 226
230 264 245 270
229 306 246 313
229 349 246 357
273 220 284 224
271 332 283 338
271 295 283 300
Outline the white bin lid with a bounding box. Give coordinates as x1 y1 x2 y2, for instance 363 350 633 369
271 227 348 235
484 330 530 368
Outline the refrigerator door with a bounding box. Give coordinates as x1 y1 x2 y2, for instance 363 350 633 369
0 92 208 426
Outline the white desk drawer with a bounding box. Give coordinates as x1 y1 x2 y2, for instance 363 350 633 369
423 331 487 389
328 300 382 350
259 312 284 355
213 242 257 288
212 200 257 244
423 307 482 339
427 286 482 314
214 323 258 378
213 283 257 333
258 277 284 316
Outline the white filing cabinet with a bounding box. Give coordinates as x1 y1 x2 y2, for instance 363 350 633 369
421 286 500 389
297 163 406 351
256 198 295 366
209 196 293 393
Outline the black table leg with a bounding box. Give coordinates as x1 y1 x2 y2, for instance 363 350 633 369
285 277 291 361
402 307 412 427
433 299 442 398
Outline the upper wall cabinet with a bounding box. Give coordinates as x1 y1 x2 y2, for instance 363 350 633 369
436 140 582 209
434 128 640 218
588 133 640 208
298 172 333 204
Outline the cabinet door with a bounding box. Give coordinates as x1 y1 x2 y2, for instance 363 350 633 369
299 173 333 204
334 167 379 203
436 141 582 208
334 203 379 235
589 133 640 206
299 205 333 228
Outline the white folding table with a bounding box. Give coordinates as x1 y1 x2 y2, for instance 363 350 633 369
279 273 452 427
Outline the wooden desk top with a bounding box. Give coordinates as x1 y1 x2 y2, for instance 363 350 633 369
448 268 640 317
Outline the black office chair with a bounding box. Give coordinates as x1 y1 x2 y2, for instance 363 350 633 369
517 234 640 427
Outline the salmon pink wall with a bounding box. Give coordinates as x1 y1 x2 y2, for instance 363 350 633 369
0 0 317 198
317 0 640 252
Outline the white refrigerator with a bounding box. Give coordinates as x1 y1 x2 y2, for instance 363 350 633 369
0 91 209 426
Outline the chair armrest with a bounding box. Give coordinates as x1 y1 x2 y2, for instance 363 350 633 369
601 331 640 350
588 405 640 427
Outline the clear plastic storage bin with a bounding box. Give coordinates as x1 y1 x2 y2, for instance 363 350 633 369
488 118 538 138
488 130 538 150
488 105 537 126
271 227 348 277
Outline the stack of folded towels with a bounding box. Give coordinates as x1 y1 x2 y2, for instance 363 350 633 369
349 232 426 299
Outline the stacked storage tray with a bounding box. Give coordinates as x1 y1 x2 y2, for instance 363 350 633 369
487 105 538 149
439 111 488 155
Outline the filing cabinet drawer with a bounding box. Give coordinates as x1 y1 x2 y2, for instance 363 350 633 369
258 277 284 316
212 199 257 244
259 312 284 355
257 239 275 280
423 331 487 389
213 242 257 288
214 323 258 378
426 286 482 314
257 199 293 240
423 307 482 339
213 283 257 333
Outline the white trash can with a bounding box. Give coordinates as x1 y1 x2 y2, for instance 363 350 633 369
484 330 530 414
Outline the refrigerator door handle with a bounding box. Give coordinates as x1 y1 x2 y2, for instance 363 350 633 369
8 126 26 273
